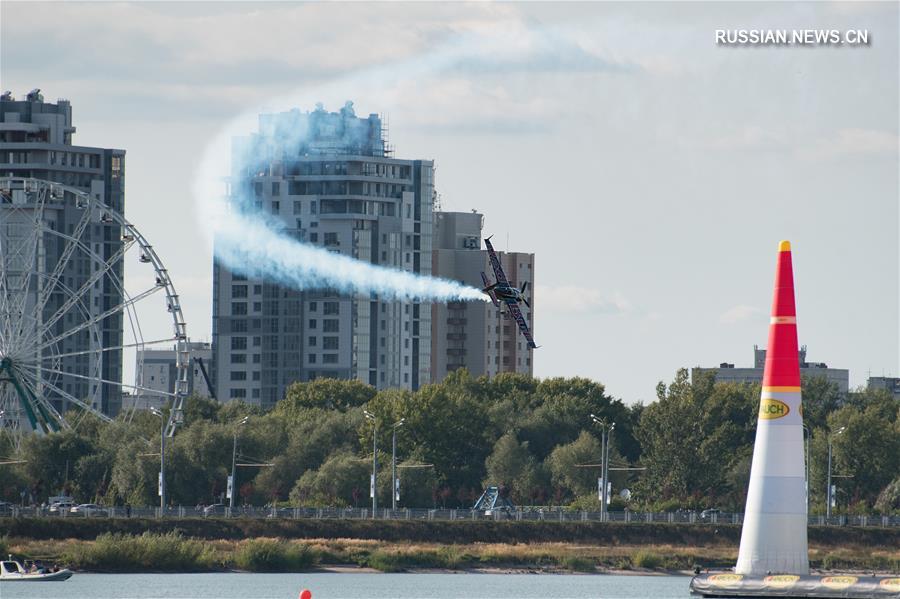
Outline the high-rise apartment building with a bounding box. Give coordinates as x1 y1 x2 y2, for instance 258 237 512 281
0 89 126 416
431 211 535 380
212 103 434 407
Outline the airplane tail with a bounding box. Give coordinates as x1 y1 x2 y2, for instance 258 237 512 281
481 272 500 307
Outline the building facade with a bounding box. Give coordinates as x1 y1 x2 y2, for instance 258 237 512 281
212 103 434 407
692 345 849 392
125 342 213 411
0 90 126 416
431 211 535 381
867 376 900 399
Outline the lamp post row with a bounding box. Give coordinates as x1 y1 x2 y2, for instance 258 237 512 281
363 410 405 517
24 407 846 518
590 413 615 523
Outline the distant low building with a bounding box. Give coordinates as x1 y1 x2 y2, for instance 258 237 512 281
125 342 213 411
692 345 849 392
867 376 900 399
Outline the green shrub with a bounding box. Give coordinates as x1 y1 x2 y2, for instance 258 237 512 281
560 555 595 572
234 539 315 572
365 550 406 572
63 532 209 572
631 549 662 569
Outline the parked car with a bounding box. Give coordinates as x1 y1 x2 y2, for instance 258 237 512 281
202 503 226 516
48 501 76 514
700 508 721 520
0 501 13 516
70 503 107 516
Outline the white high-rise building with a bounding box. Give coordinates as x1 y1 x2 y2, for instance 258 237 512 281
212 103 434 407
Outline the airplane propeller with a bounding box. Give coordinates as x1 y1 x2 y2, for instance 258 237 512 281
520 281 530 308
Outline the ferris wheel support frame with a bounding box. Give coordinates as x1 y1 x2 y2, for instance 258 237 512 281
0 177 190 438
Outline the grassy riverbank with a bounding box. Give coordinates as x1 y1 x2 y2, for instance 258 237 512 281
2 531 898 574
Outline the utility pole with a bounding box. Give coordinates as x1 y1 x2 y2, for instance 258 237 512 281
590 414 615 522
826 426 846 519
364 410 377 517
391 418 405 511
229 416 249 509
150 407 166 515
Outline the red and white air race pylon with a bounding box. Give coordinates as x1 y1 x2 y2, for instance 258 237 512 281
736 240 809 576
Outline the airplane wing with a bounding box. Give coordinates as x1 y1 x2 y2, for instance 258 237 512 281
484 237 509 286
506 302 537 349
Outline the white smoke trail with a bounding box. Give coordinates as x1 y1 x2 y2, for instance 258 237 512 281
192 39 502 303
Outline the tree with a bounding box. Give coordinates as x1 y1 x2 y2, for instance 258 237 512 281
483 432 545 504
289 451 370 506
277 379 376 415
546 431 602 500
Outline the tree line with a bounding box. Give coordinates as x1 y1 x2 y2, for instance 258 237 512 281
0 369 897 514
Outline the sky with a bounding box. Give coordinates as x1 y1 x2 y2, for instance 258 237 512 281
1 1 897 405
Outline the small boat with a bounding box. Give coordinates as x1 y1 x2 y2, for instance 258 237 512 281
0 557 73 581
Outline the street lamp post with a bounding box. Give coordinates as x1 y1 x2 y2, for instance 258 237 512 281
364 410 377 517
229 416 250 509
149 407 166 516
391 418 406 511
590 414 615 522
826 426 846 519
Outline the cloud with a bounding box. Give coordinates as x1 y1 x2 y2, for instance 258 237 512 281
799 128 900 161
535 285 631 315
719 304 764 324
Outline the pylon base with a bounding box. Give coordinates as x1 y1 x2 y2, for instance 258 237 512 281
689 573 900 598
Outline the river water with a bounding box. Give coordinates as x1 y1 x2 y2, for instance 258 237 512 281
1 572 691 599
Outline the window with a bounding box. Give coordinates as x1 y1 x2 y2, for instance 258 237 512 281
230 371 247 381
271 201 280 213
324 232 338 246
231 337 247 350
253 354 261 363
309 354 317 364
232 285 248 298
323 319 339 332
253 371 261 381
230 389 246 399
253 182 263 197
272 182 280 196
323 337 338 350
252 388 260 398
308 319 317 329
253 302 262 312
253 285 262 294
323 302 339 315
310 302 317 312
310 233 318 243
323 354 338 364
253 336 261 346
232 302 247 315
232 320 247 333
231 354 246 364
310 201 317 214
308 336 317 347
293 201 302 214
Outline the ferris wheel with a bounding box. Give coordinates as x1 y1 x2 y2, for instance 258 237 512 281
0 177 189 445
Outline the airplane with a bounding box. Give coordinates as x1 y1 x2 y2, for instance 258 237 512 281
481 236 538 349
